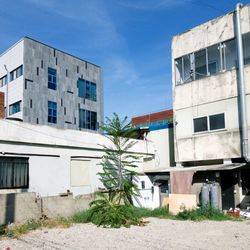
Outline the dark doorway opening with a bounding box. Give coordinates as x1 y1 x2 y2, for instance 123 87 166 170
220 171 237 210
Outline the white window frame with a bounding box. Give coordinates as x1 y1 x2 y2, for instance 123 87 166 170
193 112 226 134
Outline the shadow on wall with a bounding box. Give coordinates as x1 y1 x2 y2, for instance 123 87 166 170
4 193 15 224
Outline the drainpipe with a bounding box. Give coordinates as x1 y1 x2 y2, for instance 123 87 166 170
235 3 250 162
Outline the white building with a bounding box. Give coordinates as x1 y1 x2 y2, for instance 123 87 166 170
172 4 250 209
0 119 155 198
0 37 103 131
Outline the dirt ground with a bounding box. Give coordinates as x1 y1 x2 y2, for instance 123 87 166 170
1 218 250 250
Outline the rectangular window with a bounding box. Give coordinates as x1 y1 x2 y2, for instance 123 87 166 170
209 113 225 131
10 71 15 81
48 67 57 90
194 49 207 80
79 109 97 130
9 101 21 115
141 181 145 189
194 113 225 133
0 157 29 189
16 65 23 78
207 44 221 75
36 67 39 76
66 69 68 77
77 78 96 101
175 55 192 84
48 101 57 123
41 60 43 69
77 65 79 73
194 116 208 133
224 39 237 70
30 99 32 108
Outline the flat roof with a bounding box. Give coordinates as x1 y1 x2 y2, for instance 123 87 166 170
0 36 101 68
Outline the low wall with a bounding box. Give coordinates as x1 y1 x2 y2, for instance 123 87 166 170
0 192 93 225
169 194 197 215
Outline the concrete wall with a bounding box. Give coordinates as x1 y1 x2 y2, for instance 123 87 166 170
23 37 103 130
172 5 250 163
0 192 93 224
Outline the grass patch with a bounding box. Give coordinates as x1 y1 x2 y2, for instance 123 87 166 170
175 206 238 221
131 206 172 219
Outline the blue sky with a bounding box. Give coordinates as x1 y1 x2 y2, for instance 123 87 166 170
0 0 249 119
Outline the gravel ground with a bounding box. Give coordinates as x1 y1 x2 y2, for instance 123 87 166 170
1 218 250 250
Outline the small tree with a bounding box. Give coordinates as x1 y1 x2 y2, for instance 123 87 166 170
88 113 140 227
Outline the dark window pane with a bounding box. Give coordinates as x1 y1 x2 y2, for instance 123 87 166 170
48 67 57 90
209 113 225 130
48 101 57 124
195 49 207 80
194 117 208 132
224 39 237 70
207 44 221 75
9 101 21 115
0 157 28 189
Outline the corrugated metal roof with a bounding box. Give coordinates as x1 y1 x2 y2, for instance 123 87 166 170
143 163 245 173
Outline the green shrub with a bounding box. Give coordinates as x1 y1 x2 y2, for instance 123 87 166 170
88 197 140 228
176 205 235 221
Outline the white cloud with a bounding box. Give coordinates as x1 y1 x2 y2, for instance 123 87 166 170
116 0 192 10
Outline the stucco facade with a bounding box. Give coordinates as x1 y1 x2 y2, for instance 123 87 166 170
172 5 250 164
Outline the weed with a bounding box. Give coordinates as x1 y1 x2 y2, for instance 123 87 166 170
175 205 237 221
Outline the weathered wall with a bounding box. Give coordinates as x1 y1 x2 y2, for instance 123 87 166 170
0 192 41 224
172 5 250 163
0 192 93 224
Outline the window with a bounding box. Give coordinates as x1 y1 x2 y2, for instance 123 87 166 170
175 55 192 84
195 49 207 80
194 113 225 133
48 101 57 123
36 67 39 76
0 75 7 87
209 113 225 130
141 181 145 189
77 78 97 101
0 157 28 189
79 109 97 130
224 39 237 70
194 116 208 133
243 33 250 64
16 65 23 78
10 71 15 81
207 44 221 75
48 67 57 90
174 36 240 85
9 101 21 115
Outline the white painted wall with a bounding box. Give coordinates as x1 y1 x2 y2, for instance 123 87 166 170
0 120 155 200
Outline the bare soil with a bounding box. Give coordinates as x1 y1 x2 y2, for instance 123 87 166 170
1 218 250 250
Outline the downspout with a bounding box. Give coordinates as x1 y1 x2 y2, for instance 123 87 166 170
235 3 250 162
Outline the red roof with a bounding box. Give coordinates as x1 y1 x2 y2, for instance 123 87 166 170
132 109 173 126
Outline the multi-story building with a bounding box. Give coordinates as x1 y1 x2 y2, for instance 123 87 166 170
172 4 250 209
0 37 103 131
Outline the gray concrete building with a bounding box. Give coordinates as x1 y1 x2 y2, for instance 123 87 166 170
0 37 103 131
172 4 250 210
